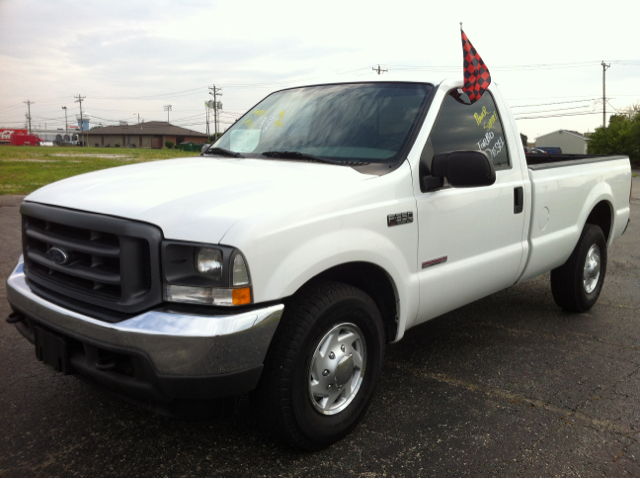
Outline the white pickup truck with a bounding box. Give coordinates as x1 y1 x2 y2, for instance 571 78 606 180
6 75 632 450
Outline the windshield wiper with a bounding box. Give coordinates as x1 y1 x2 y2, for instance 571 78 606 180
201 147 244 158
261 150 356 166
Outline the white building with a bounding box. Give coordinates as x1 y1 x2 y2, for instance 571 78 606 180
30 127 81 144
535 130 590 155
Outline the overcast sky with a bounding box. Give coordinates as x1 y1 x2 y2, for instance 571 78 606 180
1 0 638 142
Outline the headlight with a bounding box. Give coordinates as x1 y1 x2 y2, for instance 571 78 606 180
196 247 223 279
162 241 252 306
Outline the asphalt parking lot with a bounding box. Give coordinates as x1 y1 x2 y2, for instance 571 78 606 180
1 174 639 477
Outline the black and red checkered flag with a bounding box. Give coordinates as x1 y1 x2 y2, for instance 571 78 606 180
461 28 491 104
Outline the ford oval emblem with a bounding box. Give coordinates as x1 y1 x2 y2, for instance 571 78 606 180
47 247 69 265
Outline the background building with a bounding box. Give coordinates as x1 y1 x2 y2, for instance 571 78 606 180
25 128 79 144
535 130 590 154
85 121 208 148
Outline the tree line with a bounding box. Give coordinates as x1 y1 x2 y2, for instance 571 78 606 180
588 103 640 166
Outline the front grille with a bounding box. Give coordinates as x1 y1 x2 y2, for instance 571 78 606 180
25 215 123 300
22 202 163 320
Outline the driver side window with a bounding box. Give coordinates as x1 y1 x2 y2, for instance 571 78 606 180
421 90 510 175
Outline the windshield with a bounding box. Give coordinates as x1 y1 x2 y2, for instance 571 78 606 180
213 82 432 163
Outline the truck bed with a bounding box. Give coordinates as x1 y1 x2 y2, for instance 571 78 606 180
519 154 631 284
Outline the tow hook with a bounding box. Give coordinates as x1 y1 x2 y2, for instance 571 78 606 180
6 311 25 324
95 356 118 371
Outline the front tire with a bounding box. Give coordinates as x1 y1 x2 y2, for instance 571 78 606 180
258 280 385 450
551 224 607 312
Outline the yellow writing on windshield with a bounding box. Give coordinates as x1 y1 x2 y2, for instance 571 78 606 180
273 110 285 128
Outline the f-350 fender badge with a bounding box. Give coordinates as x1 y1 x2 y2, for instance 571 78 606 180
387 212 413 227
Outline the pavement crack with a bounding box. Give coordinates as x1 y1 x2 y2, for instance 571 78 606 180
599 301 640 310
477 320 640 357
417 369 637 436
612 435 638 463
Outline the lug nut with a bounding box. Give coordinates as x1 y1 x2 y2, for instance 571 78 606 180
341 344 346 352
322 369 330 376
327 384 333 390
329 352 335 359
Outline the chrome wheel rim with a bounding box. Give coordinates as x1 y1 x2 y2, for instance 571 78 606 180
583 244 601 294
307 322 366 416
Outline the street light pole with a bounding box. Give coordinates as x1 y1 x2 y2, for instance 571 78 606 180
62 106 68 142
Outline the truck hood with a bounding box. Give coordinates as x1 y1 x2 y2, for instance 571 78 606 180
25 156 375 243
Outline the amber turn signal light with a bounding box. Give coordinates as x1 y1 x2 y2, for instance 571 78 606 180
232 287 252 305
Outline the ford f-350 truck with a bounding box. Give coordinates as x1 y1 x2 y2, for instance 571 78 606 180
6 75 632 449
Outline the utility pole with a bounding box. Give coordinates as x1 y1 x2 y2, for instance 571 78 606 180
372 64 388 75
74 94 85 146
601 61 611 128
164 105 172 123
209 85 222 138
62 106 68 141
24 100 34 134
133 113 140 124
205 101 210 136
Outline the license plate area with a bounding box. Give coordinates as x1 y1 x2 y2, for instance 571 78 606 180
34 325 73 374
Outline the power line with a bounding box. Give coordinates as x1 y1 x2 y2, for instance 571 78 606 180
513 104 596 116
89 86 208 101
386 59 640 72
511 98 598 108
0 102 24 112
514 111 600 120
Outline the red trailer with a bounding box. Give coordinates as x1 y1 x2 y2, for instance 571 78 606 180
9 133 44 146
0 129 28 145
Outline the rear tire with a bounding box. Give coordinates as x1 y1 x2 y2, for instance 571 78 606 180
258 280 385 450
551 224 607 312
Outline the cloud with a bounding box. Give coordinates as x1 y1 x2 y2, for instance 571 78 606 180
1 0 638 137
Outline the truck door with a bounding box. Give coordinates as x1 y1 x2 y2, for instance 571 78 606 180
414 88 527 324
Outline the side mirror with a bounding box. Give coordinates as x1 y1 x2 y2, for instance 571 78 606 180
422 151 496 192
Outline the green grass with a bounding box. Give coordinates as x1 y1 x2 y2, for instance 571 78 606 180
3 146 637 195
0 146 199 195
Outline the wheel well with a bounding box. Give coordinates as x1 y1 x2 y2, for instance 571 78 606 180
585 201 612 241
313 262 399 343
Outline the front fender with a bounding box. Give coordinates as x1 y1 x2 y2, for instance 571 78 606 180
256 227 419 341
220 161 420 341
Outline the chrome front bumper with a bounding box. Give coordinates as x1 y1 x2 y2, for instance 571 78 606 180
6 258 284 377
